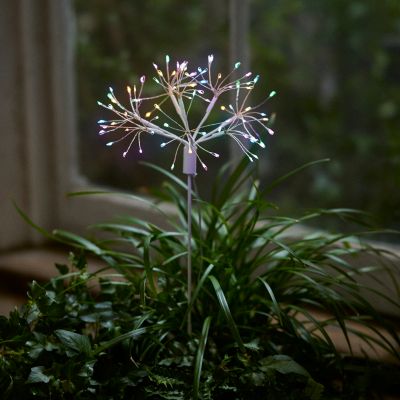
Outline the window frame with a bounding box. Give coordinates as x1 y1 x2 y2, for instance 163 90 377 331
48 0 252 234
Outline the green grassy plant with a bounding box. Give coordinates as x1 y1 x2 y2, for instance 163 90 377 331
1 160 399 399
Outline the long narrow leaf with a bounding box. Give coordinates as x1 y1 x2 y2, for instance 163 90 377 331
52 229 102 255
94 326 148 355
141 161 197 196
14 203 55 240
181 264 215 329
193 316 212 400
263 159 330 194
143 235 157 296
209 275 245 353
258 277 285 327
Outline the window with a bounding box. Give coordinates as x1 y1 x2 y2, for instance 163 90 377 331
1 0 399 251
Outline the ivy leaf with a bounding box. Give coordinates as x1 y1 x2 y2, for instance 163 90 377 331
26 366 51 384
55 329 91 356
305 377 325 400
29 281 46 300
244 338 261 352
259 355 310 376
55 263 69 275
259 355 324 399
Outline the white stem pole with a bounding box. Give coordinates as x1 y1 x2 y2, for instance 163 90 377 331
183 146 197 335
187 174 192 335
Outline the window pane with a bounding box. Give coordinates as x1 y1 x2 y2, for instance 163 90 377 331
251 0 400 240
74 0 229 195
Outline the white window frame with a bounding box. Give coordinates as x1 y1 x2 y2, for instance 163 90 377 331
49 0 167 234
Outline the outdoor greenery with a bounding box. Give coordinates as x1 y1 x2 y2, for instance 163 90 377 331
1 161 399 399
251 0 400 235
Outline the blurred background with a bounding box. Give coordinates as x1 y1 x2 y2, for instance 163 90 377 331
75 0 400 238
0 0 399 312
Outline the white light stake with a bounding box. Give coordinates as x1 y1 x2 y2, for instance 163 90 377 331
97 55 276 335
183 145 196 334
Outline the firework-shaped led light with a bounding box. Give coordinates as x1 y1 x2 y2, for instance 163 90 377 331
97 55 276 174
97 56 276 335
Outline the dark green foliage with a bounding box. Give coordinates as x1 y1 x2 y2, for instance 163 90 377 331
1 161 399 399
251 0 400 234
